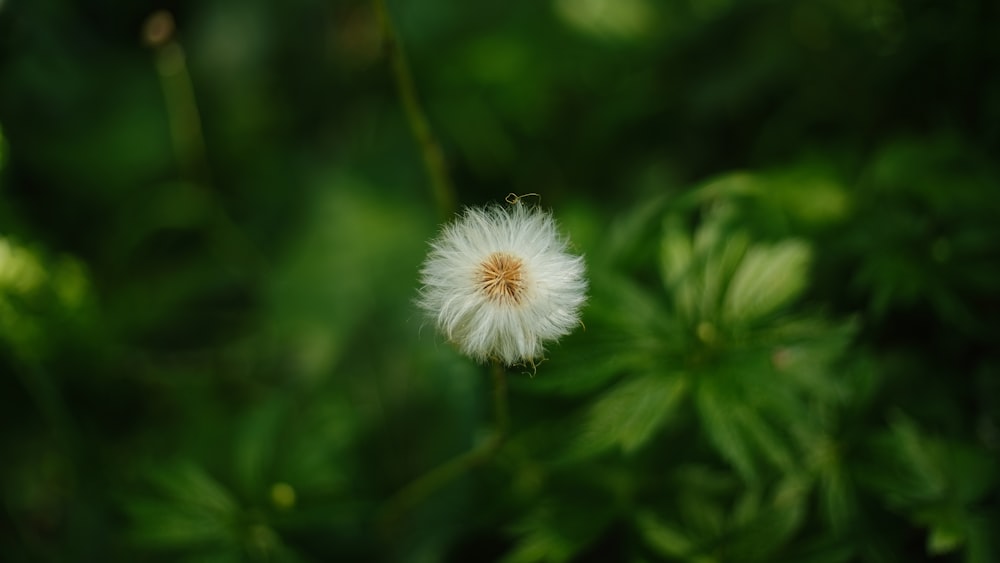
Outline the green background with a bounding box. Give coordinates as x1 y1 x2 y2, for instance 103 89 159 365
1 0 998 561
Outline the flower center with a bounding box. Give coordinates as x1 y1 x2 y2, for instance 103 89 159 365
477 252 525 305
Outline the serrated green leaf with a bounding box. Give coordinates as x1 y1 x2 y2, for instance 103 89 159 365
695 383 756 481
819 456 857 533
660 214 693 289
769 337 852 402
732 487 763 526
723 240 812 325
576 373 687 456
670 465 738 546
504 501 611 563
723 477 808 562
860 412 997 559
734 406 796 472
660 213 701 322
882 414 949 502
125 498 239 548
125 463 240 549
698 230 750 321
148 462 238 516
692 205 729 258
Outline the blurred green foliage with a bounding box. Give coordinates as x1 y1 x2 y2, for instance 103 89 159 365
1 0 998 561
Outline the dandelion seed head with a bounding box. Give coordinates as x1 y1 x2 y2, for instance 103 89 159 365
418 201 587 366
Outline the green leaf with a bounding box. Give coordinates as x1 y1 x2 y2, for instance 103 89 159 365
233 399 287 498
731 486 763 527
927 519 964 555
817 445 857 533
126 463 240 549
697 230 750 321
695 382 756 481
636 511 694 559
723 477 808 562
860 412 998 558
735 406 796 472
125 498 238 549
765 318 857 401
697 173 761 202
148 462 238 516
723 240 811 325
576 373 688 456
672 464 739 542
503 501 612 563
660 214 693 289
501 530 577 563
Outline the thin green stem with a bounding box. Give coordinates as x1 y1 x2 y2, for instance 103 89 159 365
491 360 509 438
372 0 456 218
153 42 210 184
379 362 508 533
144 12 268 273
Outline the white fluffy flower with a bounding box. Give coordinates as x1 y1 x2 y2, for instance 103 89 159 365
418 201 587 366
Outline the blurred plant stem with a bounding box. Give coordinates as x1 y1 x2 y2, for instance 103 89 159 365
145 14 209 184
372 0 456 219
380 362 508 532
143 11 266 272
491 360 509 438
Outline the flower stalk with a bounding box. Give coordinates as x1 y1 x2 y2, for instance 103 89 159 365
379 361 509 532
372 0 456 218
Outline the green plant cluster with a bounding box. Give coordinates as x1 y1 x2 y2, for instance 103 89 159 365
1 0 998 562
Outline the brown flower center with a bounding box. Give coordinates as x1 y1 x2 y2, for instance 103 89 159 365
477 252 525 305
